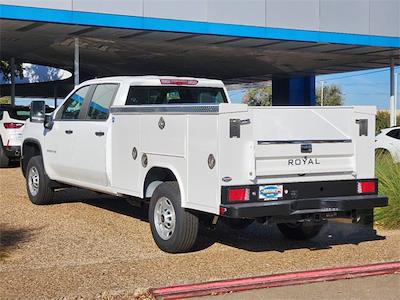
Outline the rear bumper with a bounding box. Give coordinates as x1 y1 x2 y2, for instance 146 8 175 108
2 146 21 158
221 194 388 219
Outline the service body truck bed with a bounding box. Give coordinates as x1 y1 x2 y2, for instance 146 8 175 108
22 76 387 253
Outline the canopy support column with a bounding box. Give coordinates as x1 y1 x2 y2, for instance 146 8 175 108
10 57 15 107
389 58 397 127
74 37 80 86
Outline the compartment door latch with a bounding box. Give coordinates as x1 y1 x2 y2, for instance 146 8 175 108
356 119 368 136
230 119 251 138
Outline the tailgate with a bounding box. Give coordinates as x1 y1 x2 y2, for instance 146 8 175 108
251 107 355 178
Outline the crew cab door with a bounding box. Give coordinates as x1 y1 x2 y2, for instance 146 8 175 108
44 85 91 181
73 83 119 187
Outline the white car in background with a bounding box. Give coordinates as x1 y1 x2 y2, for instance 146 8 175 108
0 104 54 167
0 105 30 167
375 127 400 162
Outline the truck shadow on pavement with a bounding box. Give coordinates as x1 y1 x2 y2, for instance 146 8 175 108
54 190 385 253
194 221 385 253
0 223 40 261
54 188 149 221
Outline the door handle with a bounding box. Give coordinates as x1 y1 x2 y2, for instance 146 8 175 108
95 131 105 136
65 130 73 134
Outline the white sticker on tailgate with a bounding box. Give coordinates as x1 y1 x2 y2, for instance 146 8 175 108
259 185 283 200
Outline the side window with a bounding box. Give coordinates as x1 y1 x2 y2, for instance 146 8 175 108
59 86 90 120
87 84 118 120
387 129 400 139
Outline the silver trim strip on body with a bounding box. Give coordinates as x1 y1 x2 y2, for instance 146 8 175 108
110 104 220 114
258 139 352 145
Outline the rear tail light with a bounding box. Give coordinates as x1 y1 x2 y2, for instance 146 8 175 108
160 79 198 85
357 181 376 194
228 188 250 202
3 122 24 129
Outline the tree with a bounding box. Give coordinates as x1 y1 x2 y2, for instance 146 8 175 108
376 111 400 133
243 86 272 106
316 84 343 106
0 60 24 82
0 96 11 105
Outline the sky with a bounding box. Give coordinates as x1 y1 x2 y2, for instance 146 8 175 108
228 67 400 110
317 67 400 109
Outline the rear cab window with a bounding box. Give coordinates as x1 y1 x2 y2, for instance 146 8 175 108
125 86 227 105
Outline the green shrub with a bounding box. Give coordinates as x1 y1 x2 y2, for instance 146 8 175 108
375 155 400 229
376 111 400 133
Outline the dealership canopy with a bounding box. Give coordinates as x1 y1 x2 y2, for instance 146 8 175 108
0 1 399 104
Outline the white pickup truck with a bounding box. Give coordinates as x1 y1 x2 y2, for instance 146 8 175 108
22 76 387 253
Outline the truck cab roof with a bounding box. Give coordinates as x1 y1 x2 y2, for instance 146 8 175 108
80 76 225 89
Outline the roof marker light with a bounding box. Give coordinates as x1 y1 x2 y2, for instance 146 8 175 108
160 79 198 85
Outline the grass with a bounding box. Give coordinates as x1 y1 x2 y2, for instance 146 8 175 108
375 154 400 229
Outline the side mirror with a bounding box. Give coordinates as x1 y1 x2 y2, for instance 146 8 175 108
44 114 54 130
30 101 46 123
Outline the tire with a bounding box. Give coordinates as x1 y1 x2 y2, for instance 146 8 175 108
277 222 323 240
149 182 199 253
25 156 54 205
0 144 10 168
222 217 254 230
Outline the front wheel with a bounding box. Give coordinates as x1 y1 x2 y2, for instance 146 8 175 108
26 156 54 205
277 222 323 240
149 182 199 253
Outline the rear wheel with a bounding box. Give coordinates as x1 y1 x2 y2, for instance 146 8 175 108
0 144 10 168
149 182 199 253
26 156 54 205
277 222 323 240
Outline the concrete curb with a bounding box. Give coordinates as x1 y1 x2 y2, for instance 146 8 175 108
150 261 400 299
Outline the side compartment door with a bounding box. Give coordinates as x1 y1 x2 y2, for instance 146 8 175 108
73 83 119 187
110 86 141 195
44 85 91 181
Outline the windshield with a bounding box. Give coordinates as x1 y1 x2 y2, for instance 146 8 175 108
126 86 227 105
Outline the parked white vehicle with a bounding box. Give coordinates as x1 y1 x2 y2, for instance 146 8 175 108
22 76 387 253
0 105 30 167
375 127 400 162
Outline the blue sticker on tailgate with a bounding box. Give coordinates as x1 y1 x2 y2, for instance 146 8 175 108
259 185 283 200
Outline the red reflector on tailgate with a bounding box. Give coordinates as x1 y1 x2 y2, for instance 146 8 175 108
357 181 376 194
228 188 249 202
